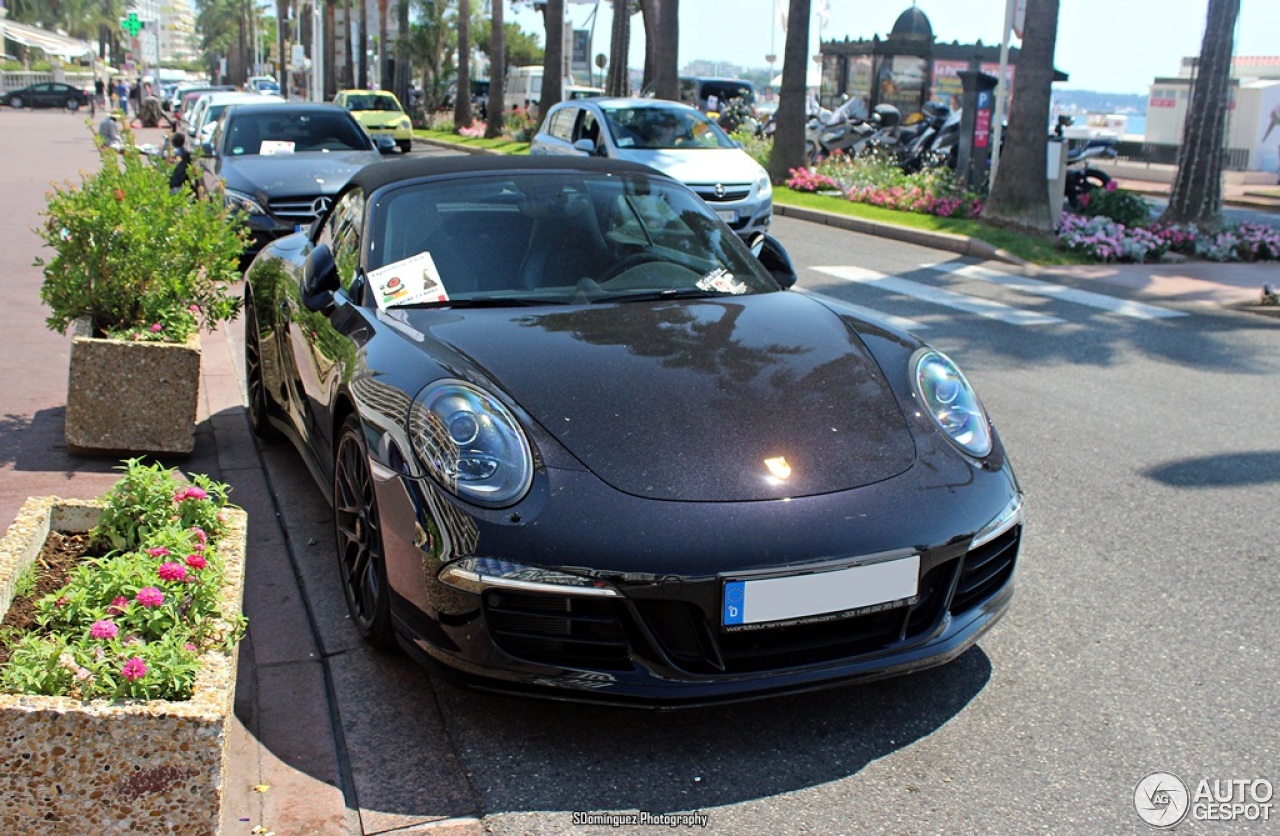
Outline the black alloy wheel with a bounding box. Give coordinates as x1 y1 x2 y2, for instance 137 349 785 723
334 413 395 649
242 286 281 441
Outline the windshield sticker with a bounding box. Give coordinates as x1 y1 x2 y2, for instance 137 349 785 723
697 268 747 295
259 140 296 155
368 251 449 309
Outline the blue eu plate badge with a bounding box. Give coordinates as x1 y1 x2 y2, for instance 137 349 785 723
723 581 746 625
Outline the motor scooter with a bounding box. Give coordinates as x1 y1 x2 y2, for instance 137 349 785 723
1062 136 1117 210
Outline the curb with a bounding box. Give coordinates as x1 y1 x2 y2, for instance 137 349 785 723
413 135 505 156
772 202 1029 267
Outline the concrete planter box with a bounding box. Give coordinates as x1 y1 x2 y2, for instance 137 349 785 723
65 317 202 455
0 497 247 835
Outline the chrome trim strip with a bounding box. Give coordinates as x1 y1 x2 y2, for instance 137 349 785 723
972 495 1024 549
441 567 622 598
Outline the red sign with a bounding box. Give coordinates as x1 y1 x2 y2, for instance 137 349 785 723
1150 98 1177 108
974 110 991 148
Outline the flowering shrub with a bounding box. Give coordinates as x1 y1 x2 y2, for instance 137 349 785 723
0 459 245 701
795 148 985 219
1078 182 1152 228
1057 214 1168 262
36 124 247 343
504 108 541 143
457 122 486 138
786 167 839 193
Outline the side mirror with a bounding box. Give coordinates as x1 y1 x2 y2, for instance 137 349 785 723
572 138 597 156
301 244 341 312
750 233 797 290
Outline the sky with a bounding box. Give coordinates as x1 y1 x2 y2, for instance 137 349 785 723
505 0 1280 96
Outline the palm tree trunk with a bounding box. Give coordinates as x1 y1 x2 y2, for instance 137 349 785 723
540 0 564 115
377 0 388 89
394 0 410 108
1159 0 1240 228
637 0 658 93
651 0 677 100
485 0 505 137
342 0 353 88
606 0 630 97
766 0 810 183
454 0 473 127
983 0 1060 232
358 0 368 88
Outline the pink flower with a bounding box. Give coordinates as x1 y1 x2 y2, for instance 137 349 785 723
89 620 119 639
120 657 148 681
158 562 188 582
149 323 163 333
135 587 165 608
183 643 198 652
1105 179 1118 192
146 547 170 557
56 596 70 607
191 527 207 545
188 303 200 313
185 553 207 570
107 596 129 615
174 486 208 502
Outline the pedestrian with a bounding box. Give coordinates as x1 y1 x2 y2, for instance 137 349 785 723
98 112 124 151
94 77 105 109
168 132 195 196
115 79 129 116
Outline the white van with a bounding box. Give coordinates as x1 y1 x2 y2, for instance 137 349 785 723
504 66 602 117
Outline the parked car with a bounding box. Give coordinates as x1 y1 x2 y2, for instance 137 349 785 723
173 84 235 123
247 75 281 95
679 76 758 115
185 91 284 145
529 97 773 239
3 82 90 110
241 154 1022 705
199 102 383 257
332 89 414 153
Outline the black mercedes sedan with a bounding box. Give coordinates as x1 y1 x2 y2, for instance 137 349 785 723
3 81 90 110
243 155 1023 706
199 102 383 256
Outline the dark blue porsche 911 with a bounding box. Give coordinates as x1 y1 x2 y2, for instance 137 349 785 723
243 155 1022 706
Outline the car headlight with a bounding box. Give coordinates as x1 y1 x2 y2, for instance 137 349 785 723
755 169 773 199
911 349 992 458
399 118 412 130
224 188 265 215
409 381 534 506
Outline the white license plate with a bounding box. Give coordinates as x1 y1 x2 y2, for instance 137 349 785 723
722 555 920 628
715 209 738 223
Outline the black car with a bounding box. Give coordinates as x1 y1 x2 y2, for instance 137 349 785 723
243 155 1022 706
4 82 90 110
199 102 383 256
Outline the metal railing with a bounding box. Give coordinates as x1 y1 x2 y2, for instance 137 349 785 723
1108 140 1251 172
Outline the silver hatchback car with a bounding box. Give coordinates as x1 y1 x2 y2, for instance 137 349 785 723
529 98 772 239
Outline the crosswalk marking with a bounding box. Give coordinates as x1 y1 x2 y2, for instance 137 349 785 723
813 266 1066 326
793 286 929 332
919 261 1188 320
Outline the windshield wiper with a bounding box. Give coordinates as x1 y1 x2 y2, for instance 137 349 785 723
595 288 728 304
397 296 562 309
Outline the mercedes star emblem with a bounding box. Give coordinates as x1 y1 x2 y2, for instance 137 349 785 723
311 196 332 217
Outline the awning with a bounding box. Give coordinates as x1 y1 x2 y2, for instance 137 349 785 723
1 20 94 61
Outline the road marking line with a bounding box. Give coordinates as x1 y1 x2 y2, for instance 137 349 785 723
793 287 930 332
812 266 1065 326
920 261 1188 319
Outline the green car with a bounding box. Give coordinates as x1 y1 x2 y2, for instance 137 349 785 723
333 90 413 153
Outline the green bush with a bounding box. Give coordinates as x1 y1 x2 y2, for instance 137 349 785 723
1080 184 1152 228
35 124 248 342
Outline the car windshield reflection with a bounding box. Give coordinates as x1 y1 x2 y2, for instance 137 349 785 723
600 105 737 151
367 172 777 308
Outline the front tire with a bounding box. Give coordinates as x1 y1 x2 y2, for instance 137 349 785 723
243 285 282 441
9 96 23 109
66 98 80 111
334 413 396 650
398 139 412 154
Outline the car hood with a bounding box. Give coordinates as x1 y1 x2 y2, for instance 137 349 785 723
220 151 380 195
351 110 407 128
614 148 764 185
402 291 916 502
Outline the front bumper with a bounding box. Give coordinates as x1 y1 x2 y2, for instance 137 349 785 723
369 452 1021 706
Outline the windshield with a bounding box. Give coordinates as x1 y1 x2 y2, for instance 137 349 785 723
343 93 402 112
367 171 777 308
601 106 737 151
223 110 374 155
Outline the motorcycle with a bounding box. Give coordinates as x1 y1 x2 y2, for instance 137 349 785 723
894 102 953 174
1063 137 1117 210
808 99 891 164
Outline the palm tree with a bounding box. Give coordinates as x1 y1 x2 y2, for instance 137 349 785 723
454 0 474 127
409 0 455 112
982 0 1060 232
394 0 411 107
605 0 630 96
377 0 389 88
358 0 369 87
637 0 658 92
485 0 505 137
539 0 563 114
766 0 810 183
1159 0 1240 228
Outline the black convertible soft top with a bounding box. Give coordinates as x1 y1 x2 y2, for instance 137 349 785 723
347 154 667 194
